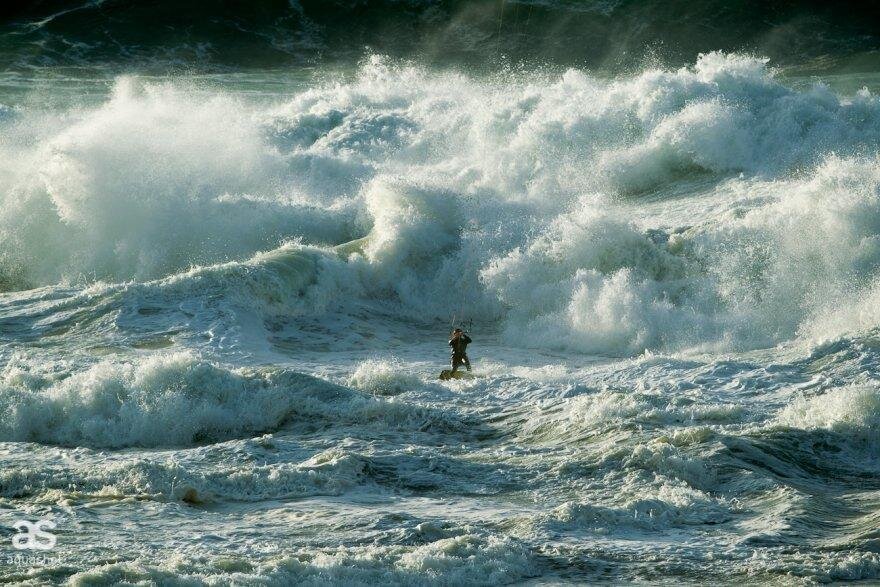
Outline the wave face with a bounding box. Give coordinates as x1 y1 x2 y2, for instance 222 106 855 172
3 26 880 585
3 0 880 70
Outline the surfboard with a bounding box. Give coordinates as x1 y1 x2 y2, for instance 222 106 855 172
439 370 478 381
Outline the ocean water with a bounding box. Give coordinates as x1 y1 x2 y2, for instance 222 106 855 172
3 2 880 585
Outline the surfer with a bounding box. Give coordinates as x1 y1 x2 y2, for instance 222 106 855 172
449 328 472 373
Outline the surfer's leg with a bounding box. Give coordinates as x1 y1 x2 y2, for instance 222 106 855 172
451 356 460 372
463 354 471 371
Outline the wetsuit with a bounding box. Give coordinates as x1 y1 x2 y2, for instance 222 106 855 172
449 333 472 372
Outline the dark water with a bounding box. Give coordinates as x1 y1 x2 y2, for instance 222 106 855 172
3 0 880 72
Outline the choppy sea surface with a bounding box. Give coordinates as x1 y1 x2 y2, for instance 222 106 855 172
4 2 880 584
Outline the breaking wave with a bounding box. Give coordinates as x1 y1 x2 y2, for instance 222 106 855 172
3 53 880 355
0 352 461 448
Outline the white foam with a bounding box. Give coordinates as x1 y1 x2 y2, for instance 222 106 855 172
349 359 422 395
775 385 880 438
0 352 324 447
0 350 469 448
66 533 535 586
4 54 880 355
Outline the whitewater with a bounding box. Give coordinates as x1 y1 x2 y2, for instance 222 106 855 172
4 43 880 583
